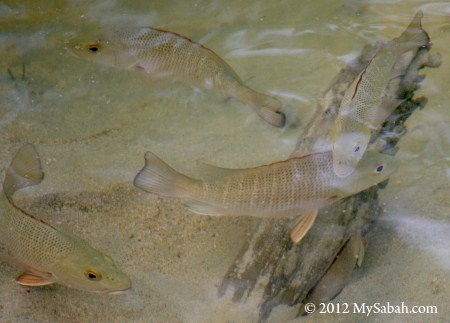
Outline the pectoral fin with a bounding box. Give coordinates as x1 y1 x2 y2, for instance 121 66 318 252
16 271 54 287
290 210 318 244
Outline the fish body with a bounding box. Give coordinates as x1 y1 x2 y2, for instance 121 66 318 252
332 11 428 177
298 234 366 316
68 27 285 127
0 145 130 292
134 148 396 217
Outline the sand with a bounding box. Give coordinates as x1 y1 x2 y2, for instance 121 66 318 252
0 0 448 322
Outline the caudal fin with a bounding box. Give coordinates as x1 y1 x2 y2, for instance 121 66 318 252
133 151 196 199
396 10 429 52
3 144 44 200
239 87 286 127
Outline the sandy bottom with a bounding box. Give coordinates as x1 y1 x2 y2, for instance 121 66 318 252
0 0 448 322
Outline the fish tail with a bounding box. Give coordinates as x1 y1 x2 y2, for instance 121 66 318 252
396 10 429 52
237 86 286 127
133 151 196 199
3 144 44 200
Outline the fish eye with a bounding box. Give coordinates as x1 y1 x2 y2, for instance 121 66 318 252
88 44 100 53
375 164 384 173
84 269 102 281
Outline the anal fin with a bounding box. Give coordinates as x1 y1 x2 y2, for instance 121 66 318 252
185 201 229 216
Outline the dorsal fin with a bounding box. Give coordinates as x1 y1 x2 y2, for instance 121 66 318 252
195 160 247 181
3 144 44 200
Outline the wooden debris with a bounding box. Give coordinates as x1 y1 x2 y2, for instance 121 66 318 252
218 21 441 322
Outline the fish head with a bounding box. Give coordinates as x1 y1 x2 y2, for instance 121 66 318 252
66 32 132 68
53 248 131 293
332 130 371 177
338 147 398 196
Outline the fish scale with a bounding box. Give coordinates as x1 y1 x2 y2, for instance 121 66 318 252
332 11 429 177
0 145 130 292
0 200 78 268
69 27 285 127
134 149 396 218
115 27 241 88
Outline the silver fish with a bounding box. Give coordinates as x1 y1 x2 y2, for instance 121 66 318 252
133 148 396 218
0 144 131 292
332 11 428 177
68 27 285 127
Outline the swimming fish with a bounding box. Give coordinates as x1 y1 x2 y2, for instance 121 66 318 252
0 144 131 292
133 148 396 218
68 27 285 127
298 234 366 316
332 10 428 177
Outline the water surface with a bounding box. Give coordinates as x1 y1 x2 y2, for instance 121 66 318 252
0 0 448 322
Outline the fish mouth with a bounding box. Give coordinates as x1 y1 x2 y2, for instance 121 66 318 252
87 285 131 294
107 288 131 295
65 44 84 58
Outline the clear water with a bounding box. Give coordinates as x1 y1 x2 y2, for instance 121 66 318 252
0 0 448 322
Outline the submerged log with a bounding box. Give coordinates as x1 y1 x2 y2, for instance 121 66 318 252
218 20 441 321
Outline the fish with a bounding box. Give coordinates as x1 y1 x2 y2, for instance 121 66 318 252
332 10 429 177
0 144 131 292
298 234 366 316
133 148 397 218
68 27 285 127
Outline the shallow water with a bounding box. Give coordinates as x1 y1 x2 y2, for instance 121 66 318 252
0 0 449 322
